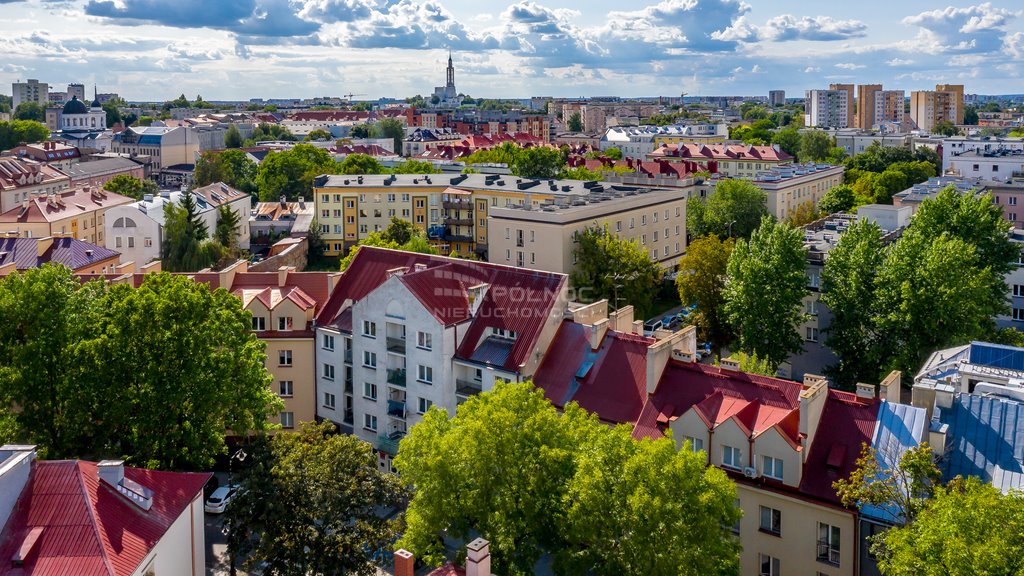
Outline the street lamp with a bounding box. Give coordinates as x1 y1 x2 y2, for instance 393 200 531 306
726 219 736 238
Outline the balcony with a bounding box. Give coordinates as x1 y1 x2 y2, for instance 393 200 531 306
444 233 474 243
386 336 406 355
387 368 407 387
456 379 483 398
387 399 407 419
816 542 840 566
444 216 474 227
377 430 406 455
443 200 473 210
343 408 354 425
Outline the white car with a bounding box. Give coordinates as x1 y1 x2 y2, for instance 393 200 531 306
204 484 239 514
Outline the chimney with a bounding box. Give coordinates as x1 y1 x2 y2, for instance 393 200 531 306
879 370 901 402
298 197 305 210
466 538 491 576
97 460 125 487
35 237 54 258
467 283 489 316
799 377 829 462
589 318 609 350
280 195 287 208
855 382 876 400
277 265 291 287
393 549 414 576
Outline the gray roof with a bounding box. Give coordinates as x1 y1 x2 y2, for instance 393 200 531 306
60 157 140 179
862 401 927 523
939 393 1024 493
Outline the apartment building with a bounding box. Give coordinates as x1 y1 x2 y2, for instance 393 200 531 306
769 90 786 107
0 187 133 244
314 247 567 471
805 89 851 129
0 157 72 213
110 126 200 170
11 79 49 109
647 143 794 178
2 141 82 172
873 90 906 129
940 136 1024 170
313 173 682 259
599 124 728 157
910 84 965 131
946 148 1024 180
487 185 688 274
833 130 912 156
535 304 913 576
61 156 146 189
856 85 881 129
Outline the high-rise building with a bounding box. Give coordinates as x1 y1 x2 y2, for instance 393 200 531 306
856 84 881 129
873 90 906 128
828 83 855 128
67 83 85 101
805 89 850 128
768 90 786 107
910 84 965 131
11 79 49 109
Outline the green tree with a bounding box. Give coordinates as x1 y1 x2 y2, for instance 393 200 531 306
396 382 740 576
350 124 371 139
306 218 326 261
0 120 50 151
821 219 885 389
136 115 155 127
339 230 438 271
932 120 958 136
772 125 801 159
224 124 242 148
195 149 258 194
567 111 583 132
226 421 406 576
102 101 122 127
799 130 832 162
819 184 856 214
510 146 565 179
257 144 339 201
964 105 980 125
604 147 623 160
872 168 908 204
675 235 735 355
687 179 770 240
724 217 808 369
215 204 241 250
381 217 417 245
876 477 1024 576
721 351 775 376
834 442 940 526
162 193 212 272
338 153 385 175
12 102 44 122
390 159 441 174
372 118 405 155
102 174 156 200
250 122 296 142
304 128 332 141
786 201 821 227
570 226 663 317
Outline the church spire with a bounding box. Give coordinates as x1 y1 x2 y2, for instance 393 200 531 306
446 51 455 88
90 84 101 108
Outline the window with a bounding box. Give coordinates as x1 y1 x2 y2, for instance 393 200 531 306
1014 308 1024 321
363 351 377 368
323 392 336 409
322 333 335 350
641 214 647 226
723 445 742 469
252 316 266 331
278 316 292 331
323 363 335 380
362 320 377 338
279 380 293 397
417 397 432 414
417 365 433 384
629 217 635 229
763 455 784 480
278 350 292 366
759 506 782 536
363 382 378 400
806 299 819 315
1011 196 1019 206
417 331 432 350
127 237 135 248
280 412 294 429
818 523 841 566
616 220 622 232
806 327 819 342
115 236 122 248
505 249 511 261
683 435 704 452
759 554 780 576
364 413 378 431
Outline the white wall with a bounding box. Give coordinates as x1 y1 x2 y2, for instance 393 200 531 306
104 205 162 265
130 494 205 576
0 449 33 533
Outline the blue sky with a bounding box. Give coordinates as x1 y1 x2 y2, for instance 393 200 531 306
1 0 1022 101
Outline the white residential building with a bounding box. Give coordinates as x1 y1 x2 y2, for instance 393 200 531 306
315 247 567 471
12 79 49 109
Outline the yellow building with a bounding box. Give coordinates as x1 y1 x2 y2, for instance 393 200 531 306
313 173 681 260
856 84 881 129
911 84 965 131
0 187 133 244
829 83 856 129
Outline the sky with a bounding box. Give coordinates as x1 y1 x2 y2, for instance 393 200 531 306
1 0 1022 101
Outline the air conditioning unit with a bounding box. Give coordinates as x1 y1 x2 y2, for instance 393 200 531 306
743 466 758 479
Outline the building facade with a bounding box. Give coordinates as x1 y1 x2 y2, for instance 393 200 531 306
911 85 965 131
0 187 133 244
110 126 200 170
648 143 794 178
11 79 49 109
805 89 851 129
0 157 72 213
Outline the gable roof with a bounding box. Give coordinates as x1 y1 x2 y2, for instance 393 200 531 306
0 188 133 224
648 143 792 163
0 460 209 576
798 390 880 504
0 237 119 271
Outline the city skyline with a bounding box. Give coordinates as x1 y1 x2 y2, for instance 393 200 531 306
1 0 1023 101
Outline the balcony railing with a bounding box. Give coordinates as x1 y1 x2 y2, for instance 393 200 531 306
456 379 483 397
387 399 407 418
444 217 474 227
377 430 406 455
387 368 407 387
816 542 840 566
386 337 406 355
344 349 352 364
444 233 474 243
443 200 473 210
343 409 354 425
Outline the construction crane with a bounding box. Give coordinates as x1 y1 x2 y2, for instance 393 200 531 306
342 93 367 100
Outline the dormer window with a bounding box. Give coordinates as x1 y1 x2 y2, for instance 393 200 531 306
491 327 516 340
278 316 293 331
252 316 266 331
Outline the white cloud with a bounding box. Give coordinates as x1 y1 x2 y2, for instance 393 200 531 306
834 62 865 70
760 14 867 41
885 57 914 66
902 3 1018 53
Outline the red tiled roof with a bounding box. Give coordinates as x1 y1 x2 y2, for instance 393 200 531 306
233 285 318 312
535 321 590 406
399 263 473 326
426 564 465 576
0 460 209 576
799 390 879 504
0 188 133 224
648 143 792 163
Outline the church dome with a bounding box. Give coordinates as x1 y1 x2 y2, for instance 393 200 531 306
62 96 88 115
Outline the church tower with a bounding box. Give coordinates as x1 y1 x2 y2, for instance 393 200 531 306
446 51 455 89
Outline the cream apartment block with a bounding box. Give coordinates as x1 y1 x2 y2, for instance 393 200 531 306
487 186 688 275
110 126 201 170
0 157 72 213
910 84 965 131
694 163 845 222
0 187 133 244
312 173 686 261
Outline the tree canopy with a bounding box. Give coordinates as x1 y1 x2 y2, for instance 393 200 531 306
224 124 242 148
0 120 50 152
818 184 856 214
675 235 735 355
570 226 663 318
799 130 833 162
687 179 770 240
510 146 564 179
256 144 339 201
339 218 439 270
723 216 808 369
102 174 158 200
12 102 44 122
304 128 333 142
226 421 406 576
395 381 740 576
0 266 281 469
338 153 385 175
194 149 258 194
567 111 583 132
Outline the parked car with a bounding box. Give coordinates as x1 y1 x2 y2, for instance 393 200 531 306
643 319 663 337
204 484 239 515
